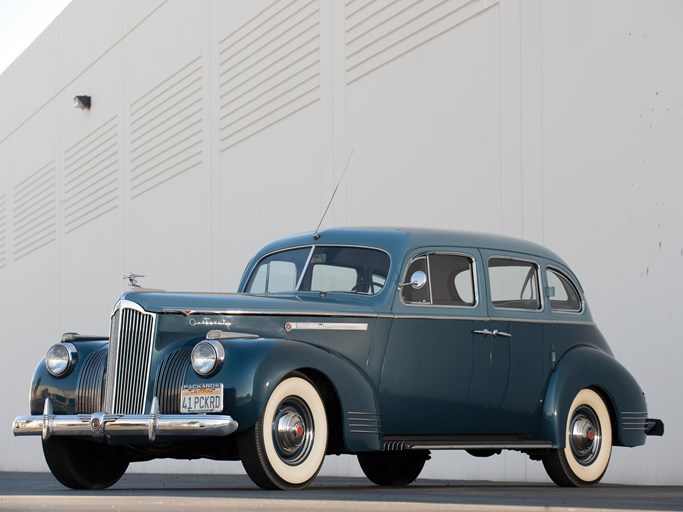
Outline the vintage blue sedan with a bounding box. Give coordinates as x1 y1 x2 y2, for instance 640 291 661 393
13 227 663 489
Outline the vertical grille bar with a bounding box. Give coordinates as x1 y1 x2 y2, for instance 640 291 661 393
103 300 156 414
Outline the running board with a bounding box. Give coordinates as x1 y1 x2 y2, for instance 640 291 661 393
383 437 553 451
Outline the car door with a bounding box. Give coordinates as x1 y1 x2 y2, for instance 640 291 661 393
379 249 490 435
480 251 553 434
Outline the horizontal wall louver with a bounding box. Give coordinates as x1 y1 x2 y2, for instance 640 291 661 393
130 57 203 198
345 0 498 84
218 0 321 151
63 116 119 233
12 161 56 260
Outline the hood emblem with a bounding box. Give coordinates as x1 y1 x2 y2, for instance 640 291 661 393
189 317 232 328
123 273 145 288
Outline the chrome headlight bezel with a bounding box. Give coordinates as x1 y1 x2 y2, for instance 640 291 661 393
45 342 78 377
191 339 225 376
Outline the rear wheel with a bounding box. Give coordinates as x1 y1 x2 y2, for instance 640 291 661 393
543 388 612 487
237 374 328 490
42 437 129 489
358 450 430 486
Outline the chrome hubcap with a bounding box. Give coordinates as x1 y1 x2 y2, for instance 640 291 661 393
272 396 314 465
569 405 601 465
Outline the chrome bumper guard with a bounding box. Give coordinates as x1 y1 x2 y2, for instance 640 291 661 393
12 397 239 442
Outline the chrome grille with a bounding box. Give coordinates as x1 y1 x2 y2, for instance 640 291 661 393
104 301 156 414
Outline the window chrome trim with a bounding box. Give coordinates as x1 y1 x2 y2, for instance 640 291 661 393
390 314 595 325
486 254 544 313
392 314 486 322
400 251 479 309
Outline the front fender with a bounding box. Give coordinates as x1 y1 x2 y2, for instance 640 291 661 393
186 337 382 452
29 339 109 415
538 346 648 448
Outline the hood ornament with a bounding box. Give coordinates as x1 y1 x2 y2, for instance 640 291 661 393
123 273 145 288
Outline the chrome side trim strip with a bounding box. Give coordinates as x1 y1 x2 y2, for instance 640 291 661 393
347 411 382 434
284 322 368 332
160 309 595 326
392 315 485 322
162 309 380 318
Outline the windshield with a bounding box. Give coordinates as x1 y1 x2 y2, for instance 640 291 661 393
245 246 390 295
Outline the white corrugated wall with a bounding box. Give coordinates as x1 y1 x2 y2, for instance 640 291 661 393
0 0 680 484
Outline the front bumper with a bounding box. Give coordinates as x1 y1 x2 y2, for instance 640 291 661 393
12 397 238 442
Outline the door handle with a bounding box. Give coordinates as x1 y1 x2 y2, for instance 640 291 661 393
472 329 512 338
473 329 493 337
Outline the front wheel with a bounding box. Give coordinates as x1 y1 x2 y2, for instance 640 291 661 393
543 388 612 487
237 374 328 490
43 437 129 489
358 450 430 486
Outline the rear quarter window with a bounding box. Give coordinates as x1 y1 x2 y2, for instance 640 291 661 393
546 268 583 313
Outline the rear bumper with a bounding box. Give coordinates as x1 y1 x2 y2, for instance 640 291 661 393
645 418 664 436
12 397 238 442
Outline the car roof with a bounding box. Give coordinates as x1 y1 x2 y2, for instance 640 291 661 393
253 227 567 265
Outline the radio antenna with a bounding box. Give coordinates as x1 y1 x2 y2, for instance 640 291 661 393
313 148 355 240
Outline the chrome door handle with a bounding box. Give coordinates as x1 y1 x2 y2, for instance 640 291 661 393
472 329 512 338
473 329 493 336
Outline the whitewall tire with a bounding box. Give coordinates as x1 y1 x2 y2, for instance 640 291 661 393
237 373 328 490
543 388 612 486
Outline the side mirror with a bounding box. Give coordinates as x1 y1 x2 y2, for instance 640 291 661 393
401 270 427 290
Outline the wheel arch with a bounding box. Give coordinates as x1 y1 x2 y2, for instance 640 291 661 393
235 338 383 453
538 345 648 448
295 368 345 455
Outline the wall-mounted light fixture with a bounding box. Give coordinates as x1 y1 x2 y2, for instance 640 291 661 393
73 95 91 110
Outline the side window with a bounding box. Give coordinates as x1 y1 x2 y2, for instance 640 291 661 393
488 258 541 310
429 254 475 306
547 268 582 312
402 253 476 306
246 246 311 293
249 261 299 293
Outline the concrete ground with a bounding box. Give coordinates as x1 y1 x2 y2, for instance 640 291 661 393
0 473 682 512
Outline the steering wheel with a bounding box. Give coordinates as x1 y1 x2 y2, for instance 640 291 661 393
351 281 385 294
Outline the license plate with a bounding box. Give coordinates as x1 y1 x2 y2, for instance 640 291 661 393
180 383 223 413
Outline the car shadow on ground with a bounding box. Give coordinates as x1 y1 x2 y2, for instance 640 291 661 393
1 473 682 511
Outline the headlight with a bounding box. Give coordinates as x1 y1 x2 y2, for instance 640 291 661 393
45 342 77 377
191 339 225 376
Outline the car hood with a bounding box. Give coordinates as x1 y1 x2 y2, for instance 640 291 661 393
120 290 380 315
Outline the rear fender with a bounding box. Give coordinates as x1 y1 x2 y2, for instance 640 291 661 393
538 346 648 448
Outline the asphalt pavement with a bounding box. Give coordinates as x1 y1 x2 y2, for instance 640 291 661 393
0 472 682 512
